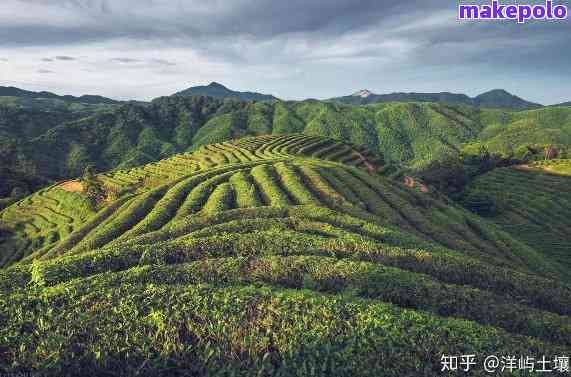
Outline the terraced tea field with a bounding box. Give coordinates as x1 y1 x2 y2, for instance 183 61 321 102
0 184 95 267
463 164 571 278
1 135 570 376
0 135 382 265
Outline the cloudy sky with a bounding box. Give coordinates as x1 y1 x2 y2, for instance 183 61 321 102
0 0 569 104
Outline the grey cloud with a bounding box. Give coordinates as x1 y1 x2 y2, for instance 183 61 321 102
109 58 175 66
41 58 54 62
37 69 54 73
55 55 76 61
151 59 176 66
1 0 569 73
0 58 8 62
110 58 141 63
0 25 118 46
398 20 571 72
0 0 439 46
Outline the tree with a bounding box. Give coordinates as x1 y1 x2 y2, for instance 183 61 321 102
82 165 104 205
10 186 29 199
66 143 91 177
418 152 469 197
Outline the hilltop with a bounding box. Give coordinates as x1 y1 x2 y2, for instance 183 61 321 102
174 82 279 102
1 134 569 375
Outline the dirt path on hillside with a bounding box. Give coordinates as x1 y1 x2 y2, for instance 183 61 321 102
59 180 84 193
514 164 567 176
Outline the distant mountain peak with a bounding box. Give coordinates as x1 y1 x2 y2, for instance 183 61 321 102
207 82 228 89
474 89 542 110
174 82 278 102
352 89 373 98
480 88 510 95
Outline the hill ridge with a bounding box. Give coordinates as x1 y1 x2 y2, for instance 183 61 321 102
332 88 543 110
0 85 119 104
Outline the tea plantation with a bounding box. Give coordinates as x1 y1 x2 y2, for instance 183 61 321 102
463 160 571 278
1 135 570 376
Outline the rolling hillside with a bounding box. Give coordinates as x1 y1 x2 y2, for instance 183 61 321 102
1 135 569 375
462 160 571 277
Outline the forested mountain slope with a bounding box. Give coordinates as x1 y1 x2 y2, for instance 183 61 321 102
4 96 571 197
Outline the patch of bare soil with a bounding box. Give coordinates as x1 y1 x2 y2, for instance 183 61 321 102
59 180 84 193
404 175 430 193
514 164 565 176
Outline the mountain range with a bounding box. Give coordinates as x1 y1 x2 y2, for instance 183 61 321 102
175 83 551 111
0 86 119 105
331 88 544 110
2 83 565 111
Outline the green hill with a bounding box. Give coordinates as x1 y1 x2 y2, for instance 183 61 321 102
476 106 571 156
1 135 569 375
0 96 119 113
